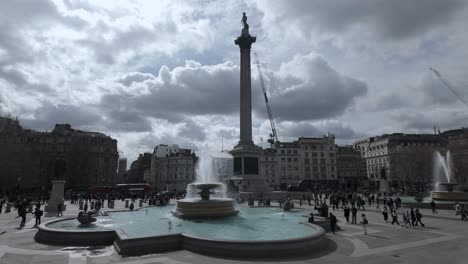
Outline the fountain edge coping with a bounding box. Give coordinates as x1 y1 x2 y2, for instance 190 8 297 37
35 207 329 257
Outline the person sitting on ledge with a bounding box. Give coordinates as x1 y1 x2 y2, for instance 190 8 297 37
308 213 315 224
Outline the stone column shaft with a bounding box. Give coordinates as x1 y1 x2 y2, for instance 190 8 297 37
240 48 253 145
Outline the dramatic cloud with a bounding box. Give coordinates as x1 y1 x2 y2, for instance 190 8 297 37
1 0 468 163
266 53 367 121
257 0 465 40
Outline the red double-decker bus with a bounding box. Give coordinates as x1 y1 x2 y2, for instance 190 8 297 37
115 183 152 193
88 184 152 195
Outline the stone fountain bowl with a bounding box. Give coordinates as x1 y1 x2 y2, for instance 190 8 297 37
189 183 224 190
432 191 468 201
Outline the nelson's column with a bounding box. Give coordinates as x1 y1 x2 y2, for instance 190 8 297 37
230 13 272 198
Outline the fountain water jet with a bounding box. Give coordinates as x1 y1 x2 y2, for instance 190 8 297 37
432 150 468 201
172 153 238 218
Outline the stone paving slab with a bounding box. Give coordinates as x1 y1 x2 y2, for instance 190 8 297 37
1 199 468 263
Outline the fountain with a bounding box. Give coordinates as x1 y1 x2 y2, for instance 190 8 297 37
172 154 239 218
431 150 468 201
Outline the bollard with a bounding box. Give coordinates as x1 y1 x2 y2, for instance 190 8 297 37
79 201 84 210
125 200 129 208
139 200 143 207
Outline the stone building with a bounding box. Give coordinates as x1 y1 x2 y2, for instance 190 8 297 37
127 153 152 183
441 127 468 190
259 134 338 191
336 146 367 191
0 116 118 193
354 133 447 193
146 147 197 193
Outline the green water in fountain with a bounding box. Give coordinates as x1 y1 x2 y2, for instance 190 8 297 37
47 206 317 240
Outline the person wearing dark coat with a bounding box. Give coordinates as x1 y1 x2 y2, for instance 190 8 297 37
308 213 315 224
329 213 337 234
344 206 350 222
410 208 417 226
415 209 425 227
34 206 43 227
351 206 358 224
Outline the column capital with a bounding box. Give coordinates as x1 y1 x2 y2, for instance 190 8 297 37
235 29 256 49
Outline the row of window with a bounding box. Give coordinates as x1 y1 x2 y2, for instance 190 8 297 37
367 157 387 164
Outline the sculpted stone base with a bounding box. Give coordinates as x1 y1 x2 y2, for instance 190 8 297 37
45 180 66 213
172 198 238 218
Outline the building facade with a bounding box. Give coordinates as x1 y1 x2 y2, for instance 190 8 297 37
336 146 367 191
0 117 118 193
259 134 338 191
442 128 468 191
146 147 197 193
127 153 152 183
354 133 447 193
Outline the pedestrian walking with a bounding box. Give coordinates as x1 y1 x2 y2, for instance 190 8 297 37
402 211 410 228
34 206 43 227
391 210 400 226
461 204 468 221
344 206 350 223
382 205 389 223
431 200 438 214
415 209 425 227
329 213 337 234
351 206 358 224
57 202 63 217
360 214 368 235
410 208 416 226
455 202 461 215
19 206 27 227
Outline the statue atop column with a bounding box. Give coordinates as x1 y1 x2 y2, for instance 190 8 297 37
235 12 256 49
241 12 249 30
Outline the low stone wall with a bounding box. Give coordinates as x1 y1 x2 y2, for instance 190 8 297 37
183 224 326 258
34 218 116 246
114 230 183 256
37 210 329 258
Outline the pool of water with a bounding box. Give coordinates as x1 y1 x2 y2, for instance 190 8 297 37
47 206 317 241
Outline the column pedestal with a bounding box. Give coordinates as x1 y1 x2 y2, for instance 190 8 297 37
45 180 67 213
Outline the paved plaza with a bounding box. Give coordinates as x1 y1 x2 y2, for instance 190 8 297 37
0 200 467 264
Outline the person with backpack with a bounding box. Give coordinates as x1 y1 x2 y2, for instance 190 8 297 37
391 210 400 226
415 209 425 227
360 214 368 235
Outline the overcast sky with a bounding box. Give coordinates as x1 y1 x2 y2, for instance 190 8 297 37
1 0 468 163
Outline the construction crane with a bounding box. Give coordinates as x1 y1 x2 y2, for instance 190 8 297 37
429 67 468 108
254 53 278 146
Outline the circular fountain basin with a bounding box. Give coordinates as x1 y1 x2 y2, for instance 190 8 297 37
431 191 468 201
36 206 327 257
